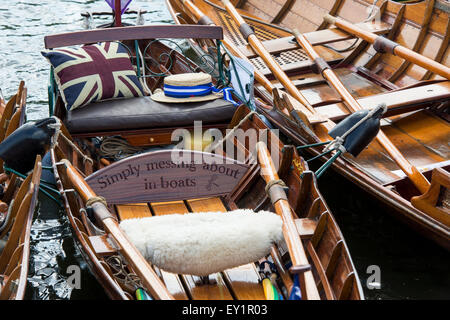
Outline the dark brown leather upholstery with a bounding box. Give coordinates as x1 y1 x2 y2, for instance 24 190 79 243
64 96 236 133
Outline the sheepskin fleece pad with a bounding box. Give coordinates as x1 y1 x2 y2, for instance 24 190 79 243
119 209 283 276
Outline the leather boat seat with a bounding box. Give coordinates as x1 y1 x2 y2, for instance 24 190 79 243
64 96 236 134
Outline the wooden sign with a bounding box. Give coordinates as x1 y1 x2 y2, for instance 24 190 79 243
85 150 251 204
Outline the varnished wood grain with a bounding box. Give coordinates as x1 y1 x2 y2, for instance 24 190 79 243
116 203 152 220
85 150 250 205
44 25 223 49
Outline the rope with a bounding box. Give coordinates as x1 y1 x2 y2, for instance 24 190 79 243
47 116 62 149
59 133 93 165
86 196 107 208
264 179 287 195
99 137 146 160
105 255 143 291
3 165 62 205
208 110 256 152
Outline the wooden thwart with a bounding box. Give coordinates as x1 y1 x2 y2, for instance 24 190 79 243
237 21 391 59
315 81 450 121
116 203 152 220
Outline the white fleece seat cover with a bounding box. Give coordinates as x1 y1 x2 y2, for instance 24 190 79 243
119 209 283 276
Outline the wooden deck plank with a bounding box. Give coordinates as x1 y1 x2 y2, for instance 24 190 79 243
187 198 266 300
150 200 234 300
150 201 190 215
382 115 448 168
115 203 152 220
116 203 188 300
388 110 450 161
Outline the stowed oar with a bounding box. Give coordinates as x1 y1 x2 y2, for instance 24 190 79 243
323 14 450 80
256 141 320 300
292 29 431 194
62 160 174 300
219 0 318 117
180 0 274 94
181 0 324 129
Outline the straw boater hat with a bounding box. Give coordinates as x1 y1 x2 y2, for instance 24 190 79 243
151 72 223 103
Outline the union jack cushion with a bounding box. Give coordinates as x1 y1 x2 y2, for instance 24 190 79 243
42 42 144 111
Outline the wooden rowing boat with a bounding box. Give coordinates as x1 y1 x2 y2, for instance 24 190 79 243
167 0 450 249
0 83 42 300
44 23 364 300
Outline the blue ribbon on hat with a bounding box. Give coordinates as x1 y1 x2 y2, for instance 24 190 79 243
164 83 239 106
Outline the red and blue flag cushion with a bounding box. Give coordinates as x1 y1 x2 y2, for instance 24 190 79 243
42 42 144 111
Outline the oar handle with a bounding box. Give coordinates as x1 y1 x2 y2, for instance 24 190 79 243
63 160 174 300
256 142 320 300
323 14 450 80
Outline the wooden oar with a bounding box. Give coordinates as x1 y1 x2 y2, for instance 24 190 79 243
180 0 274 94
63 159 174 300
292 29 431 194
219 0 317 116
181 0 326 125
256 141 320 300
323 14 450 80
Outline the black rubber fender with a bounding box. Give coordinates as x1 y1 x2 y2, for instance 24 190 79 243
0 117 58 174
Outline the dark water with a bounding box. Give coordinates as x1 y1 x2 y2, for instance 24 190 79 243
1 0 448 300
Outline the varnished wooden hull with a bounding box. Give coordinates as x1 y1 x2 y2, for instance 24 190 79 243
167 0 450 249
48 35 364 299
51 109 364 300
0 87 40 300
